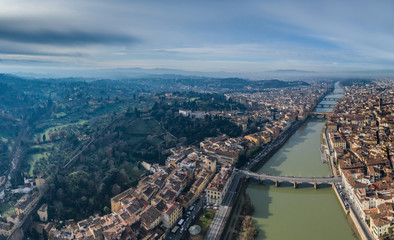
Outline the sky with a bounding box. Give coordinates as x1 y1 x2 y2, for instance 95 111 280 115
1 0 394 75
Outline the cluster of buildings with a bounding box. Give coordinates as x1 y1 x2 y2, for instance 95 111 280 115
326 80 394 239
218 83 330 150
0 174 47 239
44 136 242 240
224 83 330 129
22 83 333 239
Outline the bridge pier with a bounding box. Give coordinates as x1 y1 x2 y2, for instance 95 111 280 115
275 180 279 187
258 178 262 184
293 182 297 189
314 183 317 189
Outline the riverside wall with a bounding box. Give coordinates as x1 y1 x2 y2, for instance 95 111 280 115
332 184 348 213
349 208 370 240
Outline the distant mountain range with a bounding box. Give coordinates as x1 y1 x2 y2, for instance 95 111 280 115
6 67 394 81
0 72 310 94
10 67 315 80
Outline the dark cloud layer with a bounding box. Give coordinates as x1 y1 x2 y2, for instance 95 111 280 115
0 23 138 46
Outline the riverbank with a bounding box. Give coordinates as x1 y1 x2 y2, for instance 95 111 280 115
221 181 258 240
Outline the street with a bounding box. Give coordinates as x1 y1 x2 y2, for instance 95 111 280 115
166 196 204 240
205 171 242 240
337 182 375 240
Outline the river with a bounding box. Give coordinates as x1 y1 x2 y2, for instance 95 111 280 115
246 82 357 240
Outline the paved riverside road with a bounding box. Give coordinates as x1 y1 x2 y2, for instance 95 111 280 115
340 183 375 240
205 206 229 240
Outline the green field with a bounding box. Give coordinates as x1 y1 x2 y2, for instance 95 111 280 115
54 112 67 118
126 118 176 144
0 136 13 152
0 202 15 218
197 209 217 237
25 143 55 176
27 152 51 176
128 119 161 134
34 120 87 139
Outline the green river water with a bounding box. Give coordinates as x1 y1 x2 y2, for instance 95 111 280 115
246 83 357 240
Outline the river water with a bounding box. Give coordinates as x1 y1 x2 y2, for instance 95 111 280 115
246 82 357 240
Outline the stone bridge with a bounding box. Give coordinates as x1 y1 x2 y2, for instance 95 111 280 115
317 103 336 108
240 170 341 189
309 111 330 118
323 97 341 101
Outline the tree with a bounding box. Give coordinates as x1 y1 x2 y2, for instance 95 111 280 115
205 210 213 219
237 216 258 240
111 184 121 196
30 228 39 240
42 134 46 142
49 131 59 141
242 194 255 215
131 166 140 178
43 229 48 240
103 206 110 214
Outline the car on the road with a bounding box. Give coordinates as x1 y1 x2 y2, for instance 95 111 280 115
171 226 180 234
178 219 185 226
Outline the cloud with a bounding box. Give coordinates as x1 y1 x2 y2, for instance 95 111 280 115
0 0 394 73
0 21 138 46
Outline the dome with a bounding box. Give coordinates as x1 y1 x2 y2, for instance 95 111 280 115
189 225 202 236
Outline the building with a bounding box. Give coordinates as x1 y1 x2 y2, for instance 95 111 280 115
370 215 390 238
140 206 162 230
244 134 260 145
210 150 239 165
35 173 48 189
179 110 206 119
329 133 347 148
0 222 14 237
162 202 182 229
190 170 211 196
189 225 202 240
110 187 139 212
205 164 233 205
203 155 217 173
327 122 338 132
37 203 48 222
14 192 40 215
